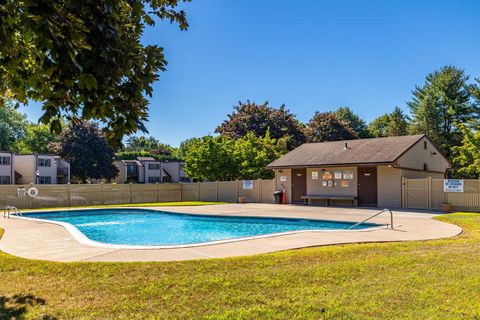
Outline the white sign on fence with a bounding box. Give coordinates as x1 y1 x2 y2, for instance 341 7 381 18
444 179 464 192
243 180 254 190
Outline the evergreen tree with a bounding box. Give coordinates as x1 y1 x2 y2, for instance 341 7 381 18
335 107 370 138
305 112 358 142
408 66 478 156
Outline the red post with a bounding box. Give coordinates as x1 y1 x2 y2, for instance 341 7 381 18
282 187 287 205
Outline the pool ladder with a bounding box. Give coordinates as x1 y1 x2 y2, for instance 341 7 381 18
348 208 394 230
3 206 22 218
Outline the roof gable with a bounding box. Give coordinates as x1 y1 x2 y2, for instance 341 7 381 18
267 135 427 168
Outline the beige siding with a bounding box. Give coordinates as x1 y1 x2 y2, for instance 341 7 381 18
274 169 292 203
377 166 402 208
113 161 127 183
400 169 444 179
397 136 450 173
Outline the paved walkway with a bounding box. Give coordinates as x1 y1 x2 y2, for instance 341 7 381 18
0 204 462 262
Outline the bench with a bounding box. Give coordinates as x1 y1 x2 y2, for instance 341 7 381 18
300 195 358 207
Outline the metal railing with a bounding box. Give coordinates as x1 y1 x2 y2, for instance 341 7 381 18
3 206 22 218
348 208 394 230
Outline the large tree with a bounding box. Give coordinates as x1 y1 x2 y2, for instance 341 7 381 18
305 112 358 142
58 122 118 183
0 105 27 150
368 107 408 137
215 101 306 150
408 66 479 156
0 0 189 147
13 123 60 154
182 136 238 181
335 107 370 138
452 125 480 178
124 136 174 156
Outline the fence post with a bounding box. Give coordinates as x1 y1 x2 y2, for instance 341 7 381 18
257 178 261 203
129 183 133 203
401 177 406 209
156 182 160 203
197 181 200 201
100 183 104 205
216 181 219 202
427 176 432 211
67 183 72 207
29 183 34 209
180 183 183 202
235 180 239 202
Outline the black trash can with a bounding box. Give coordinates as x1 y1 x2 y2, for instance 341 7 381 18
274 191 282 204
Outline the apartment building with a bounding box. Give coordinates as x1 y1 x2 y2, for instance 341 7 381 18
0 151 15 185
15 154 71 185
114 157 190 184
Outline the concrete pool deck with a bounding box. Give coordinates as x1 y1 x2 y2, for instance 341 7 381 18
0 203 462 262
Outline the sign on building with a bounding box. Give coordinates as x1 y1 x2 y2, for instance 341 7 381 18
444 179 464 192
243 180 254 190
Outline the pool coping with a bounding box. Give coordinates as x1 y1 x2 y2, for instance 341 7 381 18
0 204 464 262
13 208 391 250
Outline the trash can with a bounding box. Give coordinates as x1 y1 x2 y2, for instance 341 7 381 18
274 191 282 204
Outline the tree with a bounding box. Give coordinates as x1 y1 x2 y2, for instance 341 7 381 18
452 125 480 178
0 0 189 148
58 122 118 183
0 105 27 150
13 123 60 154
305 112 358 142
408 66 478 156
124 136 174 156
182 136 238 181
335 107 370 138
215 101 306 150
368 107 408 137
233 132 287 179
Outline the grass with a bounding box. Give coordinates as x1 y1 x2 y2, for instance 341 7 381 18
0 213 479 319
21 201 226 212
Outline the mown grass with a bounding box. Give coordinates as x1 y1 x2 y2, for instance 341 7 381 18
22 201 226 212
0 213 479 319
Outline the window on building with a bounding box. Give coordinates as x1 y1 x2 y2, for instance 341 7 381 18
0 176 11 184
148 163 160 170
148 177 161 183
127 164 137 174
39 176 52 184
38 158 51 167
423 163 428 171
0 156 11 165
424 141 427 149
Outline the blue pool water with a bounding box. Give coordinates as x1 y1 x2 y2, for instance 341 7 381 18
24 209 379 246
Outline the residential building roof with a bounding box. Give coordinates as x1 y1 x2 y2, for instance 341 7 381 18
267 134 428 168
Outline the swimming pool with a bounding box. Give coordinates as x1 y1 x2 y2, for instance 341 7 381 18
23 209 382 247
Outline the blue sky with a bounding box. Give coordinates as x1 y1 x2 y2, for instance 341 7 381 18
20 0 480 146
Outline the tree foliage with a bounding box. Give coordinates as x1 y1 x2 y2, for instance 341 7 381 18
183 132 287 181
408 66 479 156
215 101 306 150
13 123 60 154
452 125 480 178
0 0 189 147
124 136 174 156
0 105 27 150
335 107 370 138
57 122 118 183
368 107 408 137
305 112 358 142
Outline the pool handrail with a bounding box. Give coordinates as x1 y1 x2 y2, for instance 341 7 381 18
348 208 394 230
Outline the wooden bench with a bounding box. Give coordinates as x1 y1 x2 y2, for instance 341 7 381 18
300 195 358 207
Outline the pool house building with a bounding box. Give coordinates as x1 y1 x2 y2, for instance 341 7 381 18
267 134 450 208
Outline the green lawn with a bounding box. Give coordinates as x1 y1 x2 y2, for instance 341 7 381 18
0 213 479 319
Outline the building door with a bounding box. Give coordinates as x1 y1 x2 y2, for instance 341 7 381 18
291 168 307 204
358 167 377 207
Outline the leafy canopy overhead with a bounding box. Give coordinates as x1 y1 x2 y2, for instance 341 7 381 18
215 101 306 150
0 0 189 147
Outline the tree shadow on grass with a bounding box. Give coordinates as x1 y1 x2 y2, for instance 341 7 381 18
0 294 57 320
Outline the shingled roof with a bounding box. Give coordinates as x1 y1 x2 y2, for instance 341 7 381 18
267 134 426 168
